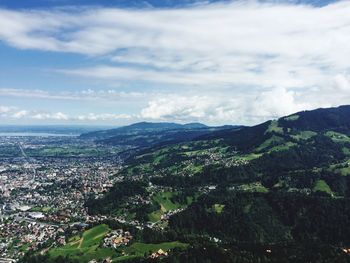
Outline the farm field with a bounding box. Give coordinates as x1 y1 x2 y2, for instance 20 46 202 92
148 191 192 222
48 224 117 262
45 224 188 262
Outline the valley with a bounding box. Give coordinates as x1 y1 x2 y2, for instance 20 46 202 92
2 106 350 263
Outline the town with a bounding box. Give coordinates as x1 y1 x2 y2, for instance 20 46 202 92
0 134 123 261
0 134 199 262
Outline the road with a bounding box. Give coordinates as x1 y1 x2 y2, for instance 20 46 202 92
18 143 36 181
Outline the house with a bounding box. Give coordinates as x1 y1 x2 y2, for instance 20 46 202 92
149 249 168 259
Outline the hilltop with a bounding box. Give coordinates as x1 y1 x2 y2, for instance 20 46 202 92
80 122 209 139
80 121 238 149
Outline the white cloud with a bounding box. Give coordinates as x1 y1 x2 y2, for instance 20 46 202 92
0 106 70 121
77 113 131 121
0 88 146 101
1 2 350 124
140 95 213 120
139 89 314 125
0 106 14 114
12 110 28 118
333 74 350 91
0 104 132 123
31 112 69 120
249 88 311 120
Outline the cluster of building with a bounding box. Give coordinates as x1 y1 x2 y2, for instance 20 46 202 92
88 258 112 263
149 249 169 259
0 135 123 261
0 218 66 259
103 229 133 248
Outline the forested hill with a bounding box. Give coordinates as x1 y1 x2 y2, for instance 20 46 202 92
80 122 209 139
80 121 239 149
279 105 350 133
197 105 350 151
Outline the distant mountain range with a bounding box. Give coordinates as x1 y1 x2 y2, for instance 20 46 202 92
80 121 240 148
81 122 208 138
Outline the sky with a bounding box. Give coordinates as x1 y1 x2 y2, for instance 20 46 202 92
0 0 349 126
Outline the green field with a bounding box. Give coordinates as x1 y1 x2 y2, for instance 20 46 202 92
313 180 333 196
268 142 296 153
284 114 300 121
291 130 317 141
238 153 262 161
213 204 225 214
325 131 350 143
254 135 296 154
338 166 350 176
236 182 269 193
343 147 350 156
328 158 350 177
255 135 285 152
26 146 113 157
47 224 188 262
48 224 116 262
266 121 284 134
148 191 192 222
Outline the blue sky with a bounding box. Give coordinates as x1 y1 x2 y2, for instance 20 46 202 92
0 0 349 125
0 0 338 8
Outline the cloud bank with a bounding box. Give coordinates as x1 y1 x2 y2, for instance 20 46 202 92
1 1 350 124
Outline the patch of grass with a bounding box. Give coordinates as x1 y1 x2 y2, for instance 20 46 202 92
291 130 317 141
284 114 299 121
243 204 252 214
26 146 111 157
81 224 110 248
343 147 350 156
268 142 296 153
213 204 225 214
325 131 350 143
255 135 296 153
182 150 203 157
19 243 30 252
313 180 333 196
238 153 262 161
48 224 113 263
148 192 193 222
152 192 179 211
255 135 285 152
153 154 168 165
148 210 163 222
329 159 350 176
236 182 269 193
266 121 284 134
338 166 350 176
184 164 203 175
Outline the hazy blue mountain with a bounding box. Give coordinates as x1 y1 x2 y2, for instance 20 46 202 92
80 122 207 139
80 121 241 149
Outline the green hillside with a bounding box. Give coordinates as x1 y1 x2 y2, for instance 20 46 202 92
22 106 350 263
